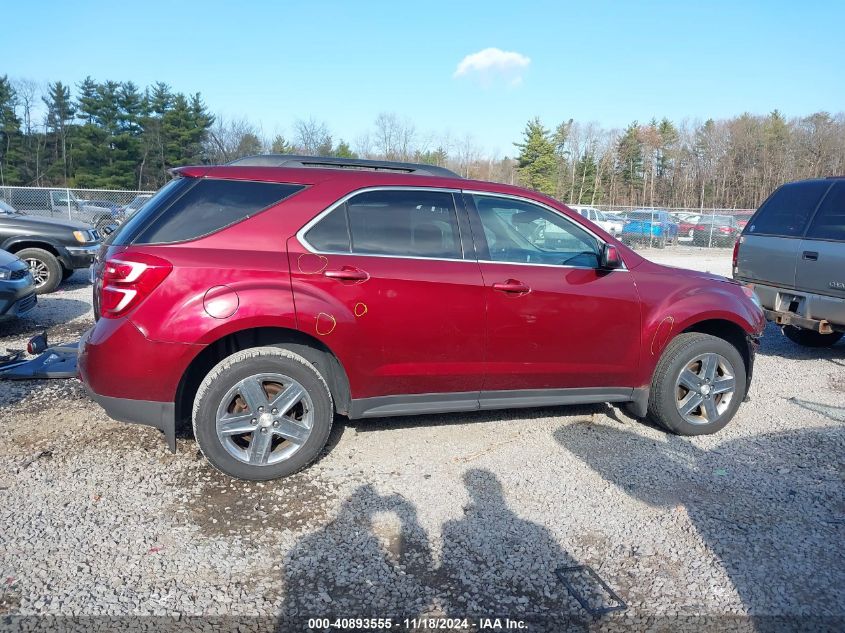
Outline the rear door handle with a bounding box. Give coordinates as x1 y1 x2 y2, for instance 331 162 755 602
802 251 819 261
323 266 369 282
492 279 530 294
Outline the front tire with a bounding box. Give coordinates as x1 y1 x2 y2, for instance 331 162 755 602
647 333 746 436
17 247 62 294
192 347 334 481
782 326 843 348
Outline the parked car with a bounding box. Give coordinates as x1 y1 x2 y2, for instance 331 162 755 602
734 177 844 348
78 154 764 481
5 188 114 228
691 215 741 247
85 199 126 229
620 209 679 248
120 194 153 220
570 206 624 236
734 211 754 230
676 214 701 241
0 200 101 293
0 248 37 321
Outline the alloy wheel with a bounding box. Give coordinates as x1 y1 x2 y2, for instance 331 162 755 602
674 353 736 425
215 373 314 466
25 258 49 288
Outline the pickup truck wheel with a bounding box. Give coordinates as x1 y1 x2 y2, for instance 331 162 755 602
647 333 746 436
782 326 843 348
17 247 62 294
192 346 333 481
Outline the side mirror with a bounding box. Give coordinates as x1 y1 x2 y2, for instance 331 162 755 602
600 244 623 270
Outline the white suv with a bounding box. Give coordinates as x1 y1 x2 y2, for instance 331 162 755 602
570 206 623 236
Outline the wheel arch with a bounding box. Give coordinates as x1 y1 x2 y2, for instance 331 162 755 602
679 318 752 380
175 326 351 436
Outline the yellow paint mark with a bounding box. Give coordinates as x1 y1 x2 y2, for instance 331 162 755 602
297 253 328 275
315 312 337 336
354 302 368 317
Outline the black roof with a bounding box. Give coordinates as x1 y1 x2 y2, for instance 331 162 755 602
228 154 461 178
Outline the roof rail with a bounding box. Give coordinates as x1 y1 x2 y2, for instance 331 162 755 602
227 154 461 178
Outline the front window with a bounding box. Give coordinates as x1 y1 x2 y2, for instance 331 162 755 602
473 195 600 267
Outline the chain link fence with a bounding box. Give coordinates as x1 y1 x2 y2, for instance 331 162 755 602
0 186 155 230
567 204 756 249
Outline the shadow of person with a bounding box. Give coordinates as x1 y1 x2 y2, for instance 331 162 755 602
278 484 436 624
555 423 845 628
439 469 586 624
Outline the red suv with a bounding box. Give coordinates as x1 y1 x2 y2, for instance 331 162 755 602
78 155 765 480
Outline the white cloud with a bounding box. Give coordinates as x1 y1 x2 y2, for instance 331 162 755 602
453 47 531 86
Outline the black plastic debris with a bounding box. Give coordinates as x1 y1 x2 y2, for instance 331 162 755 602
556 564 627 616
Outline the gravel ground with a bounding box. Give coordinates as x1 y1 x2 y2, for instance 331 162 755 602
0 250 843 631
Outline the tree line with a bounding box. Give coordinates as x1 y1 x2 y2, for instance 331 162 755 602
1 75 843 208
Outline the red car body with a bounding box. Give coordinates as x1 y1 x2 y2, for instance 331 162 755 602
78 163 764 451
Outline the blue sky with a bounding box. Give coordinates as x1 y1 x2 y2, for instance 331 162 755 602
4 0 843 155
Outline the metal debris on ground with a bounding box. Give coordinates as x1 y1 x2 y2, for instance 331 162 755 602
555 564 627 616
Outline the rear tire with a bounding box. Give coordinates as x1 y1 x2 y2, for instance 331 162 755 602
647 333 746 436
17 247 62 294
782 326 843 348
192 346 333 481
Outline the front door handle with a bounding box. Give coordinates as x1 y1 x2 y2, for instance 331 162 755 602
323 266 369 282
802 251 818 261
492 279 530 294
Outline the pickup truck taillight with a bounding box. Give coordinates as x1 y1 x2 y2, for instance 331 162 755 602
99 253 172 318
732 238 741 273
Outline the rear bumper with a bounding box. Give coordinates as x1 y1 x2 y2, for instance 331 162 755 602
763 309 841 334
83 388 176 452
78 322 202 452
745 281 845 332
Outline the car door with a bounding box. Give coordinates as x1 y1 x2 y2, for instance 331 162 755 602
463 192 641 396
288 187 486 407
796 181 845 305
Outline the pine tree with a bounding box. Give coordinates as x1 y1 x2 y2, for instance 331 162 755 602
0 75 23 185
616 122 643 201
514 117 557 195
270 134 295 154
43 82 76 184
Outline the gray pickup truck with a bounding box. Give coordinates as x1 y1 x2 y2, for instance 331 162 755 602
734 177 844 347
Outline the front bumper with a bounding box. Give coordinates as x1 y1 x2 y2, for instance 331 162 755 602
0 275 37 320
65 243 101 269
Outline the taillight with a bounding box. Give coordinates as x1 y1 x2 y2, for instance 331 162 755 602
99 252 172 318
732 238 741 273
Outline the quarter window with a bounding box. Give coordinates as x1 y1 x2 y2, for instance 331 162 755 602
472 195 600 267
134 179 304 244
306 190 463 259
806 182 845 241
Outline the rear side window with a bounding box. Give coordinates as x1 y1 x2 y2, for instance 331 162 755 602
806 182 845 241
747 181 831 237
131 179 303 244
305 189 463 259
